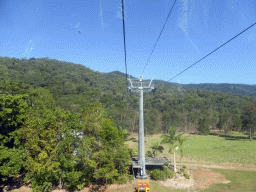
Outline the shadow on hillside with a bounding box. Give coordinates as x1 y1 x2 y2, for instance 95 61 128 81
210 133 255 141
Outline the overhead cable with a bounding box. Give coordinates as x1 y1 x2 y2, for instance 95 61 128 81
122 0 128 86
168 22 256 82
141 0 177 75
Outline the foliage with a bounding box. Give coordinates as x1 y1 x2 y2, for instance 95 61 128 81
151 165 174 181
19 95 131 190
217 112 233 135
146 150 152 157
0 81 29 181
182 83 256 97
160 126 176 151
128 148 136 158
178 165 190 179
93 117 130 184
242 104 256 141
150 142 164 157
151 169 165 181
20 89 66 191
160 126 179 158
175 133 189 167
198 115 210 135
183 171 190 179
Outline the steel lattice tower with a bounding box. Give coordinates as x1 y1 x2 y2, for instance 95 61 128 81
128 76 155 179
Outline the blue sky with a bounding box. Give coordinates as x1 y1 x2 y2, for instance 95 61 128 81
1 0 256 85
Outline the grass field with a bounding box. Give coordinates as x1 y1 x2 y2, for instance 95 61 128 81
204 169 256 192
127 132 256 165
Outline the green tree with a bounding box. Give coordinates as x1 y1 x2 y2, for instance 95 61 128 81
209 110 219 129
176 133 189 167
160 126 178 171
198 115 210 135
21 88 90 191
81 102 103 137
218 112 233 135
93 118 130 184
20 90 61 191
242 105 256 141
233 114 242 131
150 142 164 157
0 81 29 181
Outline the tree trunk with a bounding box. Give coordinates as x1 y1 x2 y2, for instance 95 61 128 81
173 151 176 172
249 127 252 141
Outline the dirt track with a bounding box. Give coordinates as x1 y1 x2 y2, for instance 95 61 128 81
180 162 256 171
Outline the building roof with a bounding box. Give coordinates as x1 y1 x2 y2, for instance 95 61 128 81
131 157 171 168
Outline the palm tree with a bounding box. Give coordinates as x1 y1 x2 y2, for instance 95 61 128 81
176 133 189 167
150 142 164 157
160 126 178 171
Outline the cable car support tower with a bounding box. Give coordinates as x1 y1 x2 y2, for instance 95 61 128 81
128 75 155 179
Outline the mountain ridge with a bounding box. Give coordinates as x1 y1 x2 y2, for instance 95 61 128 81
1 56 256 97
107 70 256 96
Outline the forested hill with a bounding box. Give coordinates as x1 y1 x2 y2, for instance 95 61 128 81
181 83 256 97
1 56 256 97
1 56 256 135
109 71 256 97
0 56 129 106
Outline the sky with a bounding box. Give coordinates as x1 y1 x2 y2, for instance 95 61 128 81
0 0 256 85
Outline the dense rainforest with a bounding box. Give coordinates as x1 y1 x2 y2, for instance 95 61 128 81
0 56 256 190
1 56 256 135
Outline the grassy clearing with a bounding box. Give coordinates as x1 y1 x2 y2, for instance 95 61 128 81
204 169 256 192
182 132 256 165
127 132 256 165
148 182 185 192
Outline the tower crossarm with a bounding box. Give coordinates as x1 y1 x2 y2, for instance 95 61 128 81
127 76 154 92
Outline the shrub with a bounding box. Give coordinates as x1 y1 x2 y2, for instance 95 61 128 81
179 167 185 173
179 165 191 179
116 175 133 184
128 175 133 181
151 169 165 180
146 169 151 176
146 151 152 157
128 148 137 157
165 168 175 179
151 168 174 181
163 162 170 169
183 171 191 179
